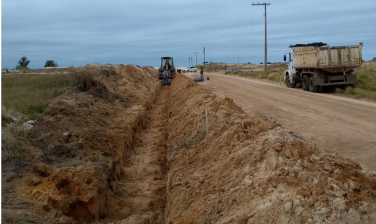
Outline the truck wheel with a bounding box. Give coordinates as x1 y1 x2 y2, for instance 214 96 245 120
302 75 309 91
285 75 297 88
308 76 318 92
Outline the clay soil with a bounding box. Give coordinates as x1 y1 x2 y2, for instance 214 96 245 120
2 65 376 224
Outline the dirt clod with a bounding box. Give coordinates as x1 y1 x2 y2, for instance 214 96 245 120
32 162 53 177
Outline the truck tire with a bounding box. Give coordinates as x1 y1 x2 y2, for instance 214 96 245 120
308 76 318 92
285 75 297 88
302 75 309 91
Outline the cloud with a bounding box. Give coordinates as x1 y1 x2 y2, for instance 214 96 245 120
2 0 376 68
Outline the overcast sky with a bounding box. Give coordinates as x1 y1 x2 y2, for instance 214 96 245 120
2 0 376 68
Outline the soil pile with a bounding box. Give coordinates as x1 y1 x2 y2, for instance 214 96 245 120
3 67 376 224
2 65 160 223
165 75 376 223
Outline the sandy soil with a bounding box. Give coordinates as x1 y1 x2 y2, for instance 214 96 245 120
187 72 376 171
165 75 376 223
102 85 170 223
3 66 376 223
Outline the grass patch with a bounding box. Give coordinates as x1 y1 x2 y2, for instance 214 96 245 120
201 63 228 72
2 73 73 119
354 66 376 92
335 66 376 100
1 106 27 162
2 66 119 120
1 122 27 162
2 126 20 162
226 63 286 82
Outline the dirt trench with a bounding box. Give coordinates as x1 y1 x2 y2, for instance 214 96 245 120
4 65 376 224
102 86 170 223
4 65 169 224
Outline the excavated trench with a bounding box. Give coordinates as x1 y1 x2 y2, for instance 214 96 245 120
14 65 376 224
102 85 170 223
16 65 171 223
103 74 376 224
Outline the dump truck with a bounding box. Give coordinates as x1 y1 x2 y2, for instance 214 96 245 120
283 42 363 92
158 57 176 80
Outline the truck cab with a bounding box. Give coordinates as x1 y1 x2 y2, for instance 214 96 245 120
283 52 298 88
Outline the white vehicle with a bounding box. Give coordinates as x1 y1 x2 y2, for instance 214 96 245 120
283 42 363 92
182 66 197 72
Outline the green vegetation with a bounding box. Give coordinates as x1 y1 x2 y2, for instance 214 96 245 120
200 63 228 72
225 63 286 82
44 60 58 67
1 105 28 162
335 66 376 100
2 73 73 119
1 71 72 163
71 68 116 100
1 120 27 162
16 56 30 69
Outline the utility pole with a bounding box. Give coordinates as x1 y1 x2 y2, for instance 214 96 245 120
188 57 190 66
252 2 270 73
203 47 206 64
193 52 197 66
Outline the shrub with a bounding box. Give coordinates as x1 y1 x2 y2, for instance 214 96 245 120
44 60 58 67
1 107 26 162
71 68 113 100
1 126 20 162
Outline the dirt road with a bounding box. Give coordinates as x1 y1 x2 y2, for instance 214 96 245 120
186 72 376 171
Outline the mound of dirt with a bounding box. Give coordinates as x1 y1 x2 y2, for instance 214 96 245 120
3 66 376 224
165 75 376 224
2 65 160 223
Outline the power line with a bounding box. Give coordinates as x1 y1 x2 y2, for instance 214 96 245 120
252 2 270 73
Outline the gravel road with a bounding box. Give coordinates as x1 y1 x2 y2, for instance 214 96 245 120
187 72 376 171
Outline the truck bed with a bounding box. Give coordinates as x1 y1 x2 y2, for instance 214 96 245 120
292 44 362 71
